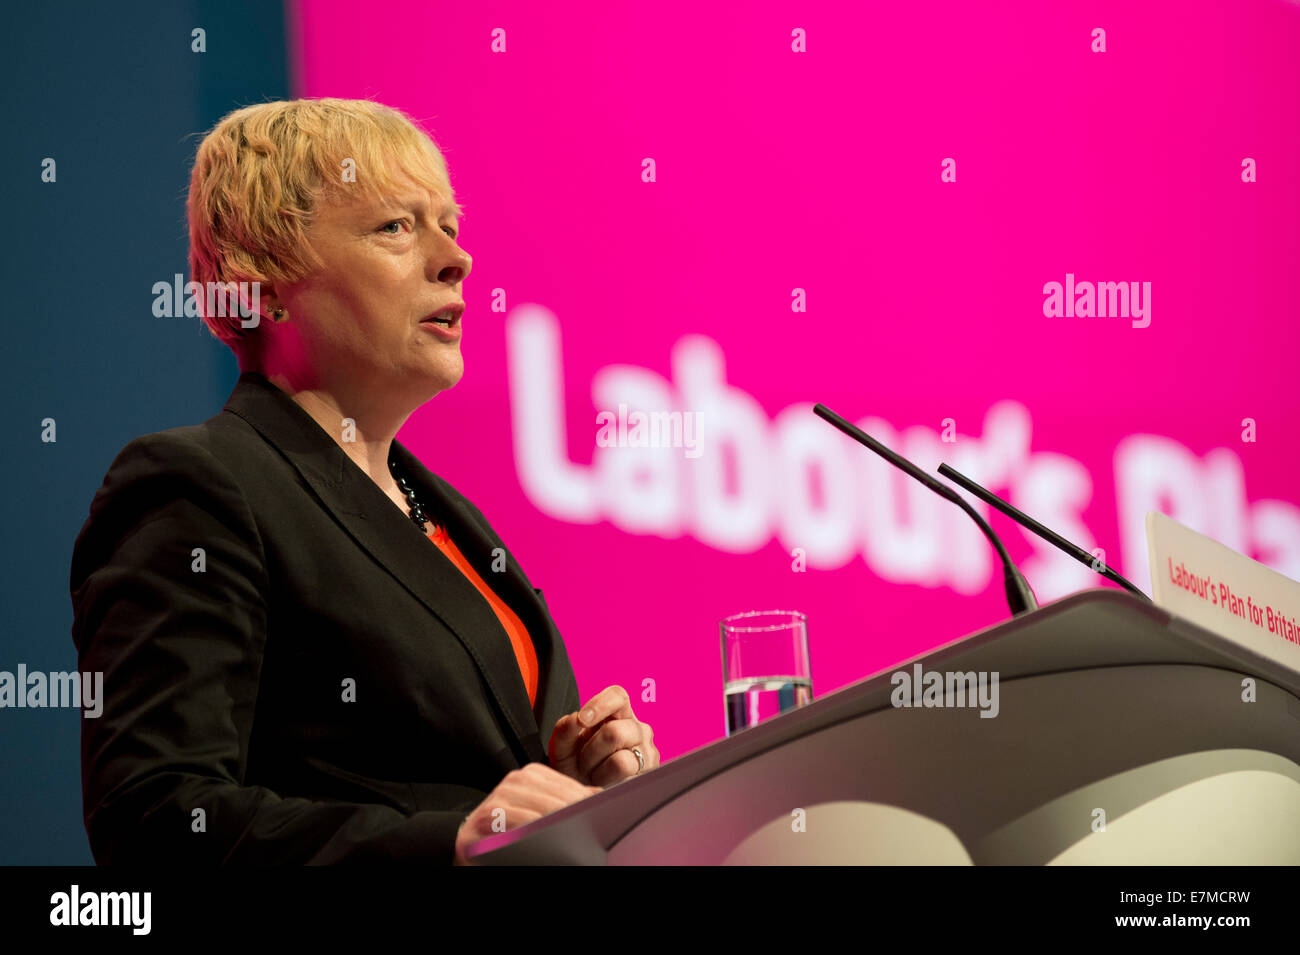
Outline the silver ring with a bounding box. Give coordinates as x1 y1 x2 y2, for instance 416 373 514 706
632 748 644 773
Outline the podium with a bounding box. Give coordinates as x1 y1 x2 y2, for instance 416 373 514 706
467 589 1300 864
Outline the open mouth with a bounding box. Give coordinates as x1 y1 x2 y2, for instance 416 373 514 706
422 304 464 327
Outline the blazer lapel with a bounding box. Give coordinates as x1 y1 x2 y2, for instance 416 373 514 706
387 438 580 744
222 372 556 766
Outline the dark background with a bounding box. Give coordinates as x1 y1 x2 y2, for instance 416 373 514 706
1 0 287 864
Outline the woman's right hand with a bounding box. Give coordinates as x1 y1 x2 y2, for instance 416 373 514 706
454 762 603 865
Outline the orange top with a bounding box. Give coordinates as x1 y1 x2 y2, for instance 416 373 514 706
424 523 539 706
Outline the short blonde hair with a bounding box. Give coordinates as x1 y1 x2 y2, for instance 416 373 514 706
186 97 461 356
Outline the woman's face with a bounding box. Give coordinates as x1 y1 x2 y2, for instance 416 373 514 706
270 171 472 399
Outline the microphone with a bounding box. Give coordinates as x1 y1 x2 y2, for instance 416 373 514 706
937 463 1151 601
813 403 1038 617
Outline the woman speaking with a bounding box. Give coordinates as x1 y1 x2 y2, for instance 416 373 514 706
68 98 658 865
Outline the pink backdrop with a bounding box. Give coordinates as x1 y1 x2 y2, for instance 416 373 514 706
289 0 1300 760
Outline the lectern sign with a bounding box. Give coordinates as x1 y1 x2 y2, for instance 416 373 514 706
1147 512 1300 675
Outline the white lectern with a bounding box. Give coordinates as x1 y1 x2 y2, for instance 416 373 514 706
467 589 1300 864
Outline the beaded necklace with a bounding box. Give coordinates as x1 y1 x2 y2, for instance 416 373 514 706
389 458 437 534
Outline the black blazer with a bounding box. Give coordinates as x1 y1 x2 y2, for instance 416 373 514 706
69 371 581 865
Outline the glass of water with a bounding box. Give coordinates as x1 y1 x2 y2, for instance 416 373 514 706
720 610 813 736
